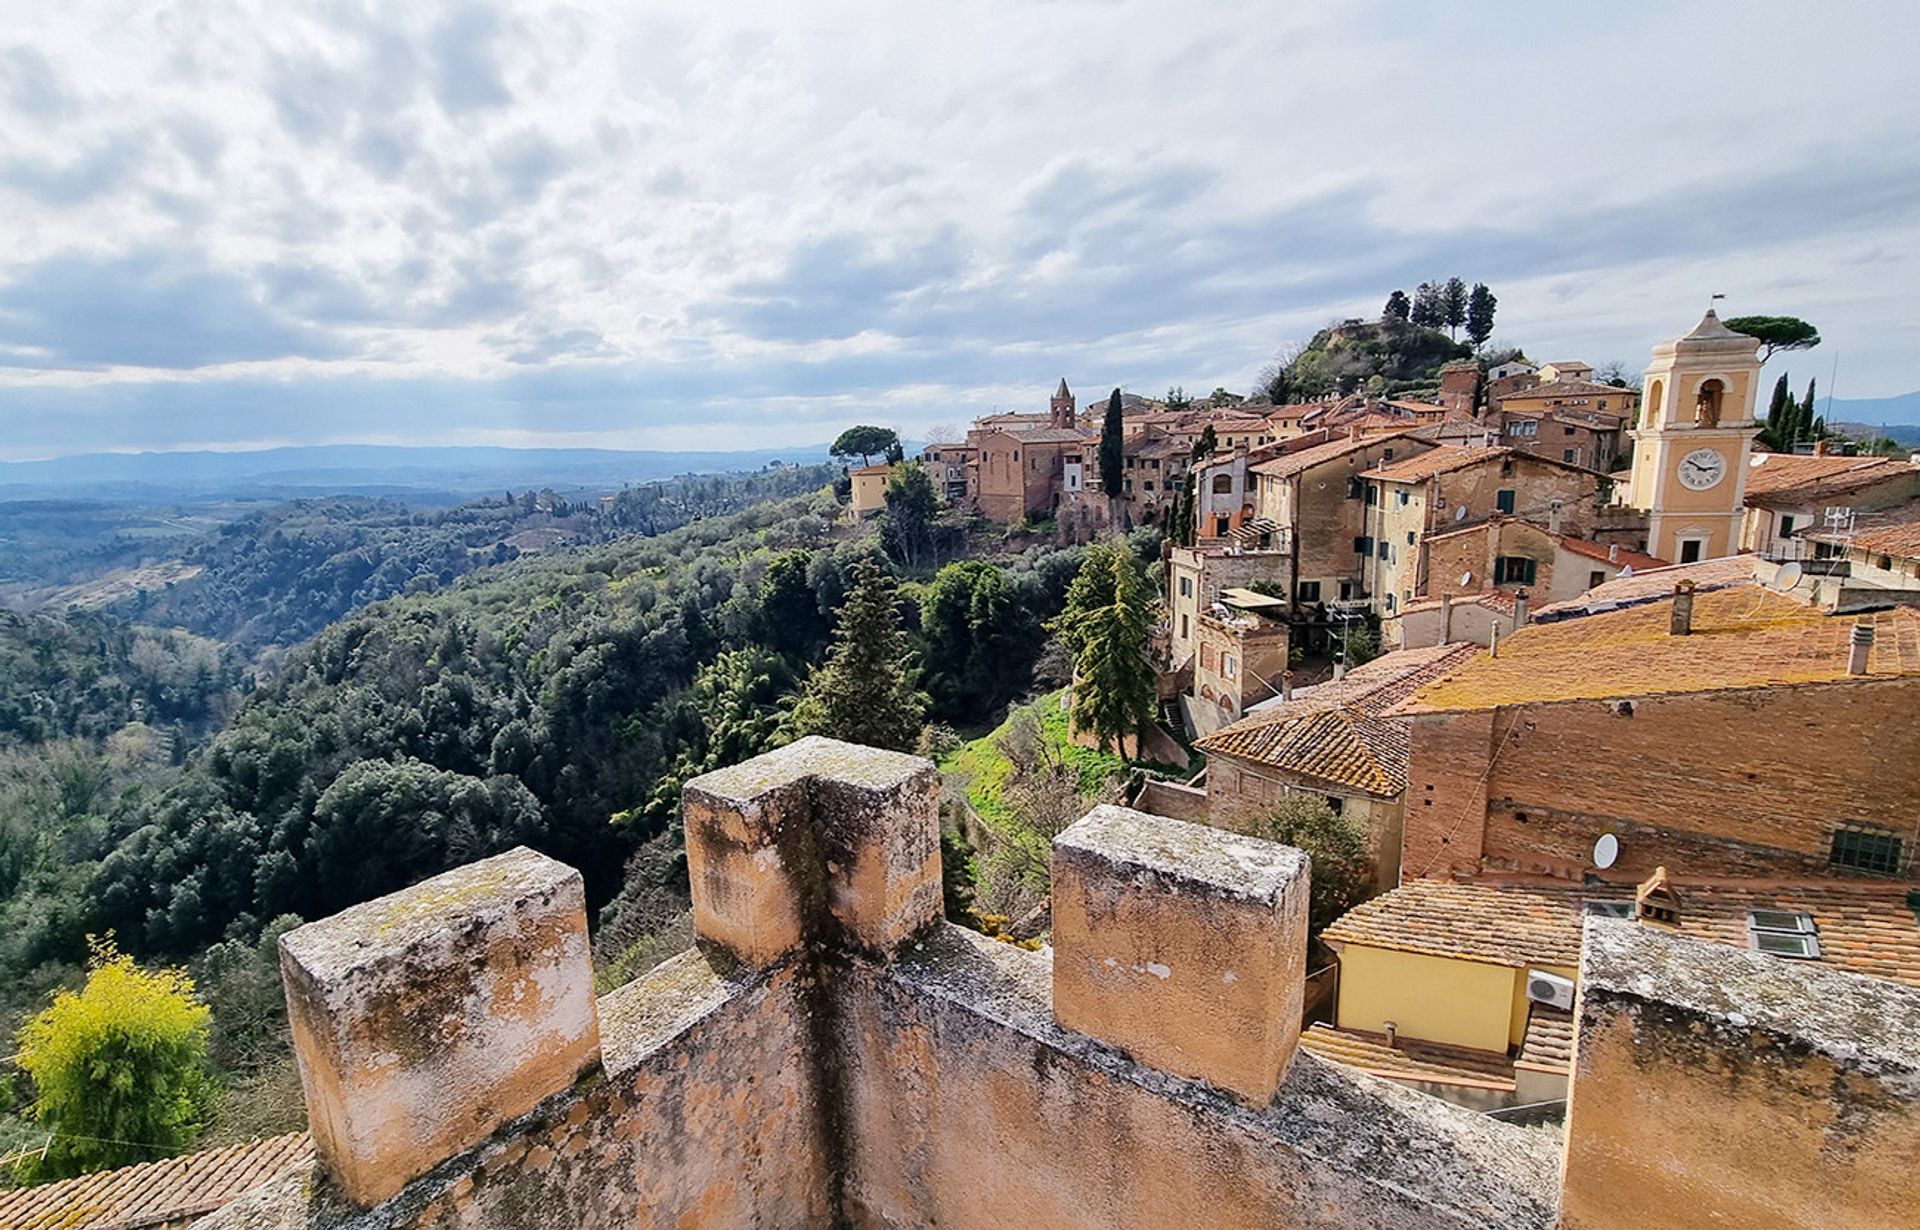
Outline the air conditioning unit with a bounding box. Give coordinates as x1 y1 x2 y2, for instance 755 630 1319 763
1526 970 1575 1011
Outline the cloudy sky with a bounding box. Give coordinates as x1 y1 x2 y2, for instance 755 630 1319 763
2 2 1917 460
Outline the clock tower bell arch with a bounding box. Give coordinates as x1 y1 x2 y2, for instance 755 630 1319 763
1627 309 1762 563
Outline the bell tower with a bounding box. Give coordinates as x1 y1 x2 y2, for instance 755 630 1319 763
1627 309 1762 563
1050 377 1076 428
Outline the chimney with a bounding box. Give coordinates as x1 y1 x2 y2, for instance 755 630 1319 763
1670 580 1696 636
1635 865 1682 928
1348 424 1362 441
1814 439 1830 457
1489 622 1500 658
1280 670 1294 702
1440 592 1455 643
1513 587 1529 629
1547 500 1564 535
1608 543 1620 564
1849 620 1876 676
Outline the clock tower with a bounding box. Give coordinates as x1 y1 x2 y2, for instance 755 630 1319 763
1627 309 1762 563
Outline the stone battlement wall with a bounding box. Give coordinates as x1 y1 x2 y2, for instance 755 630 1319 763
195 737 1917 1230
201 737 1558 1230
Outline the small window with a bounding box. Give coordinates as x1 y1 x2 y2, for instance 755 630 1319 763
1212 474 1233 495
1496 489 1516 514
1383 448 1395 461
1406 531 1416 546
1747 910 1820 959
1500 458 1516 477
1354 535 1373 555
1779 515 1797 537
1223 655 1237 679
1346 477 1363 499
1179 577 1193 598
1180 614 1189 639
1297 581 1321 603
1679 538 1705 564
1376 540 1389 560
1384 593 1397 614
1563 449 1577 463
1589 570 1606 588
1364 484 1378 506
1397 490 1410 507
1564 425 1577 436
1831 827 1904 875
1493 556 1537 585
1584 901 1635 919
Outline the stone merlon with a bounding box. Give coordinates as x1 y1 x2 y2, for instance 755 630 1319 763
193 740 1918 1229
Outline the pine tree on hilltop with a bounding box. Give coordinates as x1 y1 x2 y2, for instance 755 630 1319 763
1065 546 1156 756
791 556 927 751
1442 277 1468 339
1466 283 1497 348
1382 290 1411 323
1410 282 1443 328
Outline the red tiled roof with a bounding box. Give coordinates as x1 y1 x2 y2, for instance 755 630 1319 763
1398 588 1920 714
0 1134 313 1230
1516 1005 1574 1072
1196 644 1478 794
1246 431 1417 479
1802 498 1920 560
1299 1024 1516 1091
1530 555 1758 620
1323 877 1920 989
1741 453 1918 506
1500 380 1637 403
1362 444 1605 484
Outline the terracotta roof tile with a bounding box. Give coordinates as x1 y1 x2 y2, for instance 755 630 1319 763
1803 498 1920 560
1516 1006 1574 1072
1196 644 1478 793
1530 555 1758 620
1398 588 1920 714
1299 1024 1516 1091
0 1133 313 1230
1245 431 1417 479
1741 453 1918 506
1323 878 1920 989
1362 444 1604 484
1499 380 1637 402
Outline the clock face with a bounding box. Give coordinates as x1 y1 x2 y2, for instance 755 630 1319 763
1677 447 1727 491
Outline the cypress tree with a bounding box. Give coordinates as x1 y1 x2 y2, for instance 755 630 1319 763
1766 373 1792 447
1099 388 1125 526
1802 377 1819 441
1465 283 1497 347
791 557 927 751
1068 547 1156 756
1442 277 1469 338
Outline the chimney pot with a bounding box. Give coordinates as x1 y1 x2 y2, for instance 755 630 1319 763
1280 670 1294 702
1440 592 1455 642
1670 581 1696 636
1513 587 1530 628
1849 620 1875 676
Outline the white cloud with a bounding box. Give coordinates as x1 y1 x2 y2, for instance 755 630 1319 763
0 0 1917 459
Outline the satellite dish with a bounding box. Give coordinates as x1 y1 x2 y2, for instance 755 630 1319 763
1770 561 1804 590
1593 833 1620 870
1454 505 1469 522
1460 572 1473 586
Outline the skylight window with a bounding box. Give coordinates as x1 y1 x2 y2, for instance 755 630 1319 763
1747 910 1820 959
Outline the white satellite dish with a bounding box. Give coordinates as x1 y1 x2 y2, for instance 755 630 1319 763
1454 505 1468 522
1460 572 1473 586
1770 561 1804 591
1593 833 1620 870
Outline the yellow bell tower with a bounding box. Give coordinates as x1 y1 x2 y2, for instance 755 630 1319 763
1627 309 1762 563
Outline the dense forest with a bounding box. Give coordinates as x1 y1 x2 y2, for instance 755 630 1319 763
0 464 1168 1173
105 465 839 646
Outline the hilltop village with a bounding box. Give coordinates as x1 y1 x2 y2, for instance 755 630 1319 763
4 309 1919 1230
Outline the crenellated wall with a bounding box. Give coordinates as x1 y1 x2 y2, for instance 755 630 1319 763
194 736 1916 1230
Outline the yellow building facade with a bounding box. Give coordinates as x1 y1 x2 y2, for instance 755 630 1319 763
1628 309 1762 562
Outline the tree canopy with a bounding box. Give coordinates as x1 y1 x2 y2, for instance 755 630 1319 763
1256 795 1373 939
791 557 927 751
1061 545 1155 755
15 939 213 1179
830 426 901 465
1725 315 1821 364
1466 283 1497 347
1099 390 1125 518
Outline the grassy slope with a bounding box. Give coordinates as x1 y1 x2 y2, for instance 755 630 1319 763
938 689 1125 824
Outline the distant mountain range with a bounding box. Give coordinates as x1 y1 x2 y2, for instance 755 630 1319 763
0 443 838 502
1826 391 1920 433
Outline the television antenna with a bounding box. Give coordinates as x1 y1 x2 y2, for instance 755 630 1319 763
1593 833 1620 870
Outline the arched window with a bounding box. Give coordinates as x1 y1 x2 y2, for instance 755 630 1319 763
1695 379 1726 427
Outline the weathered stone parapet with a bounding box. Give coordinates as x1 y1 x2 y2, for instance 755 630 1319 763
682 736 940 965
1050 804 1310 1106
278 847 601 1208
1560 918 1920 1230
